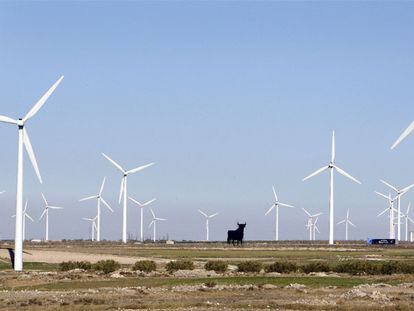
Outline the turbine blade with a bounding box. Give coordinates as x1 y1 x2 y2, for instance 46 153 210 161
23 128 42 183
23 76 64 122
209 213 219 218
41 193 48 206
272 185 278 201
380 179 398 192
128 196 142 206
142 198 156 206
407 203 411 215
314 217 319 225
25 213 34 222
156 218 166 221
391 120 414 150
315 226 320 233
101 198 113 212
302 166 329 181
0 115 18 125
279 202 295 208
148 220 154 228
126 162 155 175
337 220 345 225
331 130 335 163
79 195 98 202
375 191 389 200
302 208 312 217
348 220 356 227
102 153 125 173
99 177 106 195
265 205 275 216
150 209 155 218
48 206 64 209
198 210 208 217
312 212 323 218
82 218 93 221
401 183 414 195
23 200 28 213
334 165 361 184
39 209 47 220
378 208 388 217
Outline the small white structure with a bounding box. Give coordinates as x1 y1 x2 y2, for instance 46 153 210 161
410 231 414 242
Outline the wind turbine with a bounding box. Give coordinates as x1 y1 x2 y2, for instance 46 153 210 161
39 193 64 241
302 131 361 245
80 177 113 242
198 210 219 241
149 209 166 242
376 191 398 239
337 209 356 241
82 216 98 241
129 197 156 242
0 76 64 271
102 153 154 243
265 186 295 241
12 200 34 241
379 179 414 241
302 208 322 241
391 121 414 150
400 203 414 241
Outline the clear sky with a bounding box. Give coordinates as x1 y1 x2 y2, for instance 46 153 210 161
1 1 414 242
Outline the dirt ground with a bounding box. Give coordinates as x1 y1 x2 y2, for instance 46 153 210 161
0 242 413 310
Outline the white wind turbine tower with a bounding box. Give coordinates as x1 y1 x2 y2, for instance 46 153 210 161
102 153 154 243
80 177 113 242
198 210 219 241
12 200 34 241
0 76 63 271
149 209 166 242
376 191 398 239
265 186 295 241
337 209 356 241
401 203 414 241
302 131 361 245
129 197 156 242
305 219 313 241
379 180 414 241
39 193 64 241
302 208 322 241
82 216 98 241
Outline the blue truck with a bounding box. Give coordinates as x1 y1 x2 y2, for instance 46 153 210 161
367 238 396 245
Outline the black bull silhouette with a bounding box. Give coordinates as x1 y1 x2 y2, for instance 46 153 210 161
227 222 246 245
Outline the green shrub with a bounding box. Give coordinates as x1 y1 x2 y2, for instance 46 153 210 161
334 261 380 275
204 260 228 273
301 262 330 274
266 261 298 273
166 260 194 273
397 262 414 274
92 260 120 274
132 260 157 272
59 261 92 271
237 261 263 273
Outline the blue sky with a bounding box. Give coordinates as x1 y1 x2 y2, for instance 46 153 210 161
1 1 414 241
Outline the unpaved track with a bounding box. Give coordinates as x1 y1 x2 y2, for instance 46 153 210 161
0 249 168 265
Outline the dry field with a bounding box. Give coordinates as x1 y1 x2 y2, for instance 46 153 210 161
0 241 413 310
